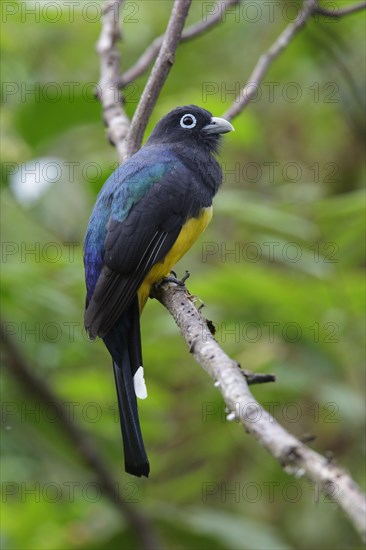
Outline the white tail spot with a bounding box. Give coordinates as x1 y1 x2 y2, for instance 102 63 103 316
134 366 147 399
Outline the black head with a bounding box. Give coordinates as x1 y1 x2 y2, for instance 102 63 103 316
146 105 234 152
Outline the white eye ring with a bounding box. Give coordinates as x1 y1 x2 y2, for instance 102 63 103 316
180 114 197 129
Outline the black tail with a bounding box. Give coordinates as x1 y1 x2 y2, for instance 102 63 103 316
103 298 149 477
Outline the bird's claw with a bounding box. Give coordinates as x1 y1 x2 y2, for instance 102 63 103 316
159 270 190 287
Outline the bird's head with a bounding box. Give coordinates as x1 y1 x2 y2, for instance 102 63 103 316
146 105 234 152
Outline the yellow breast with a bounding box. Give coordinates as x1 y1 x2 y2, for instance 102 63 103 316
138 206 213 311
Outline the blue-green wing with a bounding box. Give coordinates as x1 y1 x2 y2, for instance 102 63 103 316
84 149 205 338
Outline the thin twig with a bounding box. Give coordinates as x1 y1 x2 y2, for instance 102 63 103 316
126 0 192 156
153 284 366 542
96 0 130 161
1 321 162 550
316 1 366 17
242 371 276 385
223 0 318 120
120 0 241 87
223 0 366 121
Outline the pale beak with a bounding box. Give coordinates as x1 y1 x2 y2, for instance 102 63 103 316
202 117 235 135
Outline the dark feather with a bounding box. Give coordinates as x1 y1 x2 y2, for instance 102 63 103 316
85 227 180 339
103 302 149 477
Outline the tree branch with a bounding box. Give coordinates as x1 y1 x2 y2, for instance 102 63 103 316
223 0 366 121
125 0 192 156
120 0 241 87
152 284 366 542
316 1 366 17
1 321 162 550
96 0 131 162
223 0 318 120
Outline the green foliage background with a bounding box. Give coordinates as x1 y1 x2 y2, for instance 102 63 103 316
1 1 365 549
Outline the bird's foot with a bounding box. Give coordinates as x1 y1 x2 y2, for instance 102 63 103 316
159 270 190 287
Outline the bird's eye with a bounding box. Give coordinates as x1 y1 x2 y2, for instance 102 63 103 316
180 114 197 129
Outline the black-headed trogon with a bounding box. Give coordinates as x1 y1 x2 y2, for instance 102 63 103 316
83 105 234 477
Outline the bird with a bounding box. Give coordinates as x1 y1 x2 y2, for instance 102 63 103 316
83 105 234 477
